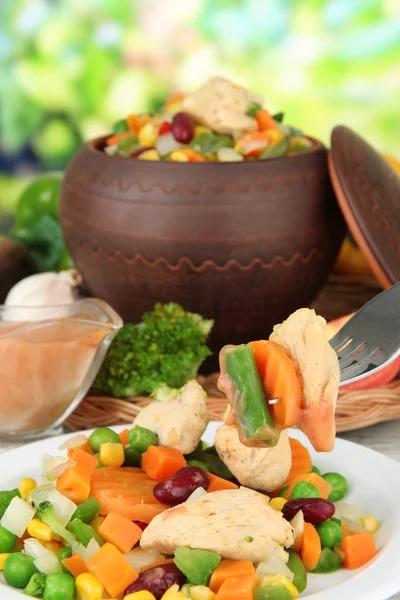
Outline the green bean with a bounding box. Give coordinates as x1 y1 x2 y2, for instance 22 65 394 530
287 550 307 592
313 547 342 573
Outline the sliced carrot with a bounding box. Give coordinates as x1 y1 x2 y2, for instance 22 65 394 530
141 446 186 481
140 558 175 572
207 474 238 493
216 574 259 600
300 522 321 571
341 533 377 570
181 149 207 162
67 440 93 457
98 513 143 554
126 113 139 132
285 472 332 500
87 543 138 597
62 553 89 577
249 340 303 429
106 131 132 146
95 495 167 522
57 448 98 504
118 429 130 447
256 109 278 131
209 560 255 593
281 438 312 488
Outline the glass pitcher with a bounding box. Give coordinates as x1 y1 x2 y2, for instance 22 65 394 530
0 298 122 441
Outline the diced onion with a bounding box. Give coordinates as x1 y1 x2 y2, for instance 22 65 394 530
155 132 183 156
72 538 100 562
290 510 304 553
124 548 165 572
0 496 35 537
334 502 363 524
187 487 207 502
47 490 77 526
34 552 62 575
217 147 244 162
45 460 74 483
256 553 294 582
24 538 48 559
59 434 88 451
30 484 55 507
41 454 71 483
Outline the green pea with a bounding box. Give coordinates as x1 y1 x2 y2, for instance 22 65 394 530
312 465 321 476
187 460 210 472
316 520 343 549
279 486 289 498
124 444 142 467
128 426 157 454
4 552 38 588
323 472 348 502
89 427 120 453
43 572 76 600
0 525 16 552
313 547 342 573
289 481 320 500
287 550 307 593
253 584 293 599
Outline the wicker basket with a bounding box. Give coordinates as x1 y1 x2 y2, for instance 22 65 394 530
66 274 400 433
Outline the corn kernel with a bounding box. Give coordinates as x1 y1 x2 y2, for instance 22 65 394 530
138 122 158 148
161 584 187 599
169 150 190 162
267 129 285 143
269 497 287 511
76 573 104 600
165 101 183 114
261 574 299 598
27 517 53 541
90 516 106 532
19 477 37 499
99 443 125 468
360 514 378 534
125 592 156 600
138 149 161 161
190 585 216 600
194 125 211 137
0 554 10 570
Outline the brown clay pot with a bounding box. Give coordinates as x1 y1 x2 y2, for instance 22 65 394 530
60 136 345 370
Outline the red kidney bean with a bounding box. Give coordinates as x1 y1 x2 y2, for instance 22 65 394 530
130 147 154 158
282 498 335 524
153 466 209 505
124 564 185 599
172 112 194 143
133 521 148 531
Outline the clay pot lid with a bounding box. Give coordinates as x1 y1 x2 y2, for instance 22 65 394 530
329 125 400 289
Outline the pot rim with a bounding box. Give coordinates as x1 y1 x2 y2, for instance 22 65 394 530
86 134 326 166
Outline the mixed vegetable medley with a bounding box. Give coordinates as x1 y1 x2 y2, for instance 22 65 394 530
0 422 378 599
103 77 314 163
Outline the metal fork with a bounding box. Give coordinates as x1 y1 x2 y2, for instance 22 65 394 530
329 282 400 386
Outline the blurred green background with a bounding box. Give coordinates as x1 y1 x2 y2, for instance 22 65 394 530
1 0 399 223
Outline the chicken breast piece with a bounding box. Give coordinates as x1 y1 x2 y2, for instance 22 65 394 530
270 308 340 452
133 380 209 454
182 76 262 135
141 487 294 563
215 425 291 492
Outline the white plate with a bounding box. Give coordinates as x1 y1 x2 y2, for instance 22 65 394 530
1 423 400 600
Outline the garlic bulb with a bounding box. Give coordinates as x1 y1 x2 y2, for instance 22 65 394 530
4 270 83 309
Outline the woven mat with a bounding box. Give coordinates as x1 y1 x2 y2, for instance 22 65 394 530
66 274 400 433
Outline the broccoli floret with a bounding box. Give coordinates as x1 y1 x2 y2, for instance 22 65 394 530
94 302 213 397
24 572 47 597
36 501 75 546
